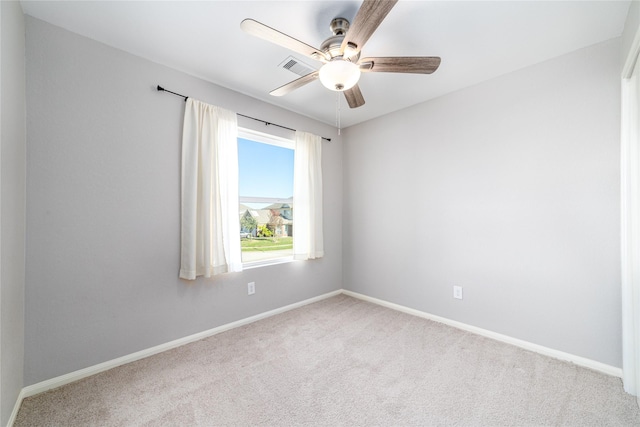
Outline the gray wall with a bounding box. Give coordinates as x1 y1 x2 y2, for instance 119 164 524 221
1 1 26 425
24 17 342 386
343 39 622 367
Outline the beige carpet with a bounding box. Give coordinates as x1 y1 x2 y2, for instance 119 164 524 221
15 294 640 426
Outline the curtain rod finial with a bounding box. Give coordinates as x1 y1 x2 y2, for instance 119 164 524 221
157 85 164 92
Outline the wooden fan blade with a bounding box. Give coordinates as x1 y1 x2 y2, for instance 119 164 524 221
359 56 441 74
241 19 328 62
344 84 365 108
340 0 398 56
270 71 319 97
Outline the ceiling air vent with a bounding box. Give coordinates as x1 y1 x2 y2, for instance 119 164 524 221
279 56 316 77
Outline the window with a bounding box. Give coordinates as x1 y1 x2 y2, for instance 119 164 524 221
238 128 294 266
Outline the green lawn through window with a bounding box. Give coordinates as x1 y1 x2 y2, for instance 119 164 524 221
241 237 293 252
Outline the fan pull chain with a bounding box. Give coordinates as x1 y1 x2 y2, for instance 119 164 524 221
336 92 341 135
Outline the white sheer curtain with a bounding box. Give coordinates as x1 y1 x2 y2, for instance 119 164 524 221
622 54 640 401
180 99 242 279
293 131 324 260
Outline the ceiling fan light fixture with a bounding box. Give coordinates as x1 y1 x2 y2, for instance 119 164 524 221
319 59 361 91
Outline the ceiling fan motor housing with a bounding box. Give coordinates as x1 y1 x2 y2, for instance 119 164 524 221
321 18 359 61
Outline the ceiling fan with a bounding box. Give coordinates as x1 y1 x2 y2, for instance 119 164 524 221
240 0 441 109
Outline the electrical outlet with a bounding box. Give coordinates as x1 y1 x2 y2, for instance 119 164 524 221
248 282 255 295
453 285 463 300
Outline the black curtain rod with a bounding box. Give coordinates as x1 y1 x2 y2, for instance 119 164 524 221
157 85 331 142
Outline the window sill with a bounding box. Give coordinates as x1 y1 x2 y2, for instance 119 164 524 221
242 256 295 270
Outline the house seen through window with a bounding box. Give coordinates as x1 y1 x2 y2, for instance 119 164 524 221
238 129 294 264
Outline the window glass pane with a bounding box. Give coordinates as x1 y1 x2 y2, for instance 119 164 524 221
238 135 294 264
238 138 293 200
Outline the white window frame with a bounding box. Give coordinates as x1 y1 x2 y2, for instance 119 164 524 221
238 127 295 269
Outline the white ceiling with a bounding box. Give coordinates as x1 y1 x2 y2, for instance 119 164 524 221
20 0 631 128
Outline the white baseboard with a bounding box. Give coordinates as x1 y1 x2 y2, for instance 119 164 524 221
342 290 622 378
10 287 622 426
16 290 342 403
7 389 27 427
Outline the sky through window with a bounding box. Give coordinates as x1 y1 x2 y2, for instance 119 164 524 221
238 137 294 207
